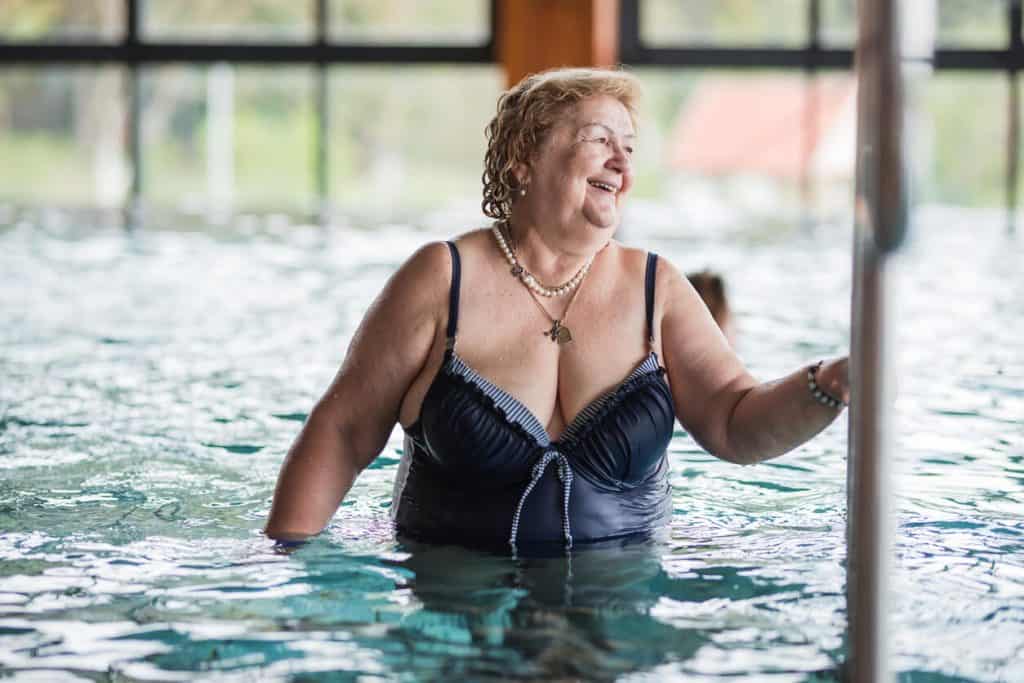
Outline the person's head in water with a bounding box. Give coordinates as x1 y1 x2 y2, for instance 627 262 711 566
687 270 734 345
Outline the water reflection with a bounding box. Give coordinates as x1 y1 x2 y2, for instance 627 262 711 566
359 536 699 679
275 534 832 681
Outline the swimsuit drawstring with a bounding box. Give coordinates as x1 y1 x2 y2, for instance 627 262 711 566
509 450 574 553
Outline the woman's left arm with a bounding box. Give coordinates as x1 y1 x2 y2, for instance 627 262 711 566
658 261 849 465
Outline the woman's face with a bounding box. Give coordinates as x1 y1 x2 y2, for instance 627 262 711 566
520 94 635 238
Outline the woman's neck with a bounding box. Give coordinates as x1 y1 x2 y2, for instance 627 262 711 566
504 218 607 285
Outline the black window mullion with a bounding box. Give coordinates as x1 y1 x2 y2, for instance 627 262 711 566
126 0 140 46
1011 0 1023 53
0 43 494 65
619 0 643 64
487 0 497 60
316 0 328 45
809 0 821 51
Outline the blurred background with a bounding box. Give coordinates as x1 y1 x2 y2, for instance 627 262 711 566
0 0 1018 234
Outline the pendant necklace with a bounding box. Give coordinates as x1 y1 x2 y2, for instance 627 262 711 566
527 282 584 345
493 222 594 345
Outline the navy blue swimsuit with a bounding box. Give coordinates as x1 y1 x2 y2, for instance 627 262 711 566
392 242 676 551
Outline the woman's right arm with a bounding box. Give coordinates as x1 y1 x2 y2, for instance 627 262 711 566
263 242 451 542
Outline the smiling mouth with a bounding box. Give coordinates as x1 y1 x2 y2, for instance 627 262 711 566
588 180 618 194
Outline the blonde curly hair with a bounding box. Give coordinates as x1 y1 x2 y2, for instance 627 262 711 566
481 67 641 221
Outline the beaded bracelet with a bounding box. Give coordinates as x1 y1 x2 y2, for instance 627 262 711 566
807 361 847 409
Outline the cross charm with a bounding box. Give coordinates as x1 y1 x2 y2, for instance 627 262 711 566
544 320 573 345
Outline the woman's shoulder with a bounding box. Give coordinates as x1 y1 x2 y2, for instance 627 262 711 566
381 238 463 312
607 240 683 282
447 225 494 252
610 240 649 263
398 239 452 278
394 226 493 285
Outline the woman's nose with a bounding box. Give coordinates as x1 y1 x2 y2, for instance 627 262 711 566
606 142 631 174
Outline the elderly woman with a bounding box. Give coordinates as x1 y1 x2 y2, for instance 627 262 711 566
265 68 849 550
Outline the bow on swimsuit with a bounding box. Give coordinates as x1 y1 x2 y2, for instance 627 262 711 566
392 241 676 552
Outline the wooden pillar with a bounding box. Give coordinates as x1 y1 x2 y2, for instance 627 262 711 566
497 0 621 88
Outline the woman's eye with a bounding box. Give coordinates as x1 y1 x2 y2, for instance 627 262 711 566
625 147 635 155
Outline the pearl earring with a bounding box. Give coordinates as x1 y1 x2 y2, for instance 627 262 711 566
519 186 527 197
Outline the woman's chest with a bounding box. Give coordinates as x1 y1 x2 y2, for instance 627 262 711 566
413 351 675 486
453 291 652 427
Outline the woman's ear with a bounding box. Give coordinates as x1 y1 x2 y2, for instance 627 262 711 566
513 161 530 188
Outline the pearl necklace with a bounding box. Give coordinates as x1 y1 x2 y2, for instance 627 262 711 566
491 224 593 298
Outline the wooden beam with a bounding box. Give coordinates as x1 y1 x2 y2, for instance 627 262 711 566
497 0 620 88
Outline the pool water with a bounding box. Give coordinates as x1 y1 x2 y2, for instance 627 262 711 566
0 208 1021 681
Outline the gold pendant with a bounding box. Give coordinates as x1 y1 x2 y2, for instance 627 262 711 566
545 320 573 345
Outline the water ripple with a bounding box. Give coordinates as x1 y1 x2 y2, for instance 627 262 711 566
0 213 1021 680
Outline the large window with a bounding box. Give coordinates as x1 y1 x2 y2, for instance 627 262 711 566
141 66 316 213
141 1 315 42
326 66 501 215
815 0 1011 48
922 73 1008 207
1 0 1022 220
623 0 1024 214
632 68 855 231
640 0 807 48
0 0 125 42
936 0 1008 48
329 0 490 45
0 0 496 221
0 67 127 206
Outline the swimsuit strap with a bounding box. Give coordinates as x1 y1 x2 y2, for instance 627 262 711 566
645 252 658 345
444 241 462 354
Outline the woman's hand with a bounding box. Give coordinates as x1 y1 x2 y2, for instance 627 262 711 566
816 356 850 405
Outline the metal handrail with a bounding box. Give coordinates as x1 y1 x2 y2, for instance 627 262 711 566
855 0 909 252
847 1 932 680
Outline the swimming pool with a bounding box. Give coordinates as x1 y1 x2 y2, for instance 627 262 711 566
0 207 1020 681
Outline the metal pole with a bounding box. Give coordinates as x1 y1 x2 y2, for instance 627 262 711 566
1008 0 1022 235
801 0 821 232
126 0 142 229
315 0 330 226
846 0 925 678
847 204 892 683
1009 72 1019 235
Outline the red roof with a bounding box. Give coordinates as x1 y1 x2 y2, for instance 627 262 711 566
667 75 855 180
